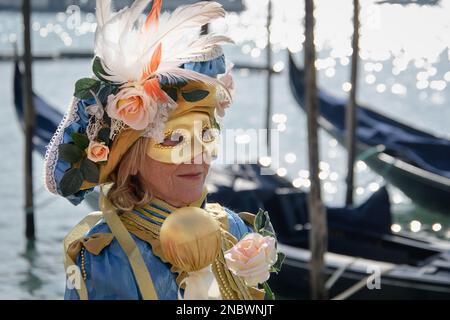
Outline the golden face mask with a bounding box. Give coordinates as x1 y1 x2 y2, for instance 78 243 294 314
147 111 219 164
146 80 221 164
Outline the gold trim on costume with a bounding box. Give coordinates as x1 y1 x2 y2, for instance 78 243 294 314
100 193 159 300
63 211 104 300
120 199 265 300
63 186 264 300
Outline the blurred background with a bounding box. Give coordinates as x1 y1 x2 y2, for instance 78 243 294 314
0 0 449 299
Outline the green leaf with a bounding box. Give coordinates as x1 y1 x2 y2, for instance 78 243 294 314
181 89 209 102
212 117 221 131
98 83 118 106
97 127 111 145
59 168 83 197
270 252 286 274
254 208 276 238
80 158 100 183
263 214 276 236
58 143 83 164
161 77 187 88
103 111 111 126
173 79 188 88
162 87 178 102
263 282 275 300
254 208 267 232
74 78 101 100
260 229 276 238
92 56 111 82
71 132 89 150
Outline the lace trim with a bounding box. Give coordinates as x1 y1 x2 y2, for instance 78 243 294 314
110 118 127 141
142 100 177 143
43 97 80 194
86 117 102 141
43 51 220 195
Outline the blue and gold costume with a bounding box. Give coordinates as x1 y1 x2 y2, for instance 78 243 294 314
64 195 256 300
44 0 269 300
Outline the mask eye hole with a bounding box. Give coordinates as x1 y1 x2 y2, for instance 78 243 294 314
202 126 217 143
160 131 184 147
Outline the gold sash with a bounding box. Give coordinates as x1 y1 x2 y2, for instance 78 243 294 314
64 190 264 300
120 202 265 300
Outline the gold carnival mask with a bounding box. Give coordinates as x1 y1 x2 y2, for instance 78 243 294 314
146 111 219 164
78 82 221 191
146 81 221 165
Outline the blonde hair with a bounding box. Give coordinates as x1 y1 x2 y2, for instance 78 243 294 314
107 137 153 211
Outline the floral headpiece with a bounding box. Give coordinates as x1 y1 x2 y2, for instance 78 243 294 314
44 0 234 204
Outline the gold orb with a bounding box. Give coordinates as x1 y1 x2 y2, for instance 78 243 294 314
160 207 222 272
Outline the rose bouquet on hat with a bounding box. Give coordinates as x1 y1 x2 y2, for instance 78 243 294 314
44 0 234 204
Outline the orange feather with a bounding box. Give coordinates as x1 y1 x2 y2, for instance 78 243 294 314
143 78 168 103
142 42 162 80
144 0 162 30
149 42 162 73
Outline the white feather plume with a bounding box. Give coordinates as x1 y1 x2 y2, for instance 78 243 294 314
140 1 225 55
94 1 152 82
94 0 229 85
95 0 113 28
163 34 234 63
118 0 150 48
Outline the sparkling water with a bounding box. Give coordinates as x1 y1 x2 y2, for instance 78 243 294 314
0 0 449 299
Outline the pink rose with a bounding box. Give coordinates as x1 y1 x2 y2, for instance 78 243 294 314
217 99 231 117
106 85 156 130
224 233 277 286
217 72 235 117
219 73 235 94
86 141 109 162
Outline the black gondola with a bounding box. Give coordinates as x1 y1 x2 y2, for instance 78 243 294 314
288 53 450 214
13 61 62 156
13 60 450 299
208 164 450 299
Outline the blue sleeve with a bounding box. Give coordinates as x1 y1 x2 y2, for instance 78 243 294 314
64 244 141 300
64 224 180 300
64 254 81 300
181 54 226 77
224 207 254 240
64 287 80 300
63 220 141 300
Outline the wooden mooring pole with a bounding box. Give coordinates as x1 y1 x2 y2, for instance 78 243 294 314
265 0 273 155
304 0 328 300
345 0 360 206
22 0 36 240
